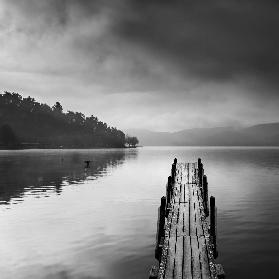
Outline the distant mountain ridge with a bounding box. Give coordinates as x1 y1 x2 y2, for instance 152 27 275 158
126 123 279 146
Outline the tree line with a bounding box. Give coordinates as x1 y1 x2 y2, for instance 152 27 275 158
0 92 138 149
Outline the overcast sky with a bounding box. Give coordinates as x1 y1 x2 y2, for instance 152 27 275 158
0 0 279 132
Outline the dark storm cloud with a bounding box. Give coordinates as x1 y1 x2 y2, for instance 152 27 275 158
1 0 279 131
5 0 279 87
116 0 279 84
5 0 107 29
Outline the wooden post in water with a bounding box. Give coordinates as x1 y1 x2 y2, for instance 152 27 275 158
199 163 204 188
166 176 172 215
197 158 203 186
203 175 209 216
171 163 176 183
198 158 202 169
210 196 218 258
155 196 166 261
159 196 166 237
167 176 172 202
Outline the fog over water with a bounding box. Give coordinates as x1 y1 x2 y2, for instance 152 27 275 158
0 147 279 279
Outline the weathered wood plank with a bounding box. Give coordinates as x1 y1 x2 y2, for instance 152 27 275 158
169 208 178 237
189 163 193 184
173 180 180 204
180 183 184 203
165 236 176 279
191 236 202 279
187 163 190 183
184 201 190 236
199 236 211 279
189 184 198 236
196 188 207 236
177 204 185 237
193 188 204 236
174 236 183 279
183 236 192 279
189 184 203 236
184 182 190 204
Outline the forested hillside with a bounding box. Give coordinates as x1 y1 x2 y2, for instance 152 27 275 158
0 92 126 148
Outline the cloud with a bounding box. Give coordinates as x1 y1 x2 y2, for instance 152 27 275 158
117 1 279 84
0 0 279 131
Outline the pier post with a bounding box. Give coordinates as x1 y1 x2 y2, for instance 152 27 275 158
167 176 172 202
197 158 203 186
166 176 172 215
210 196 218 258
203 175 209 216
198 158 202 169
171 163 176 183
159 196 166 237
155 196 166 261
199 163 204 188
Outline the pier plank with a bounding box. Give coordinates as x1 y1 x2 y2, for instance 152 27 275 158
184 201 190 236
152 160 224 279
189 184 198 236
174 236 183 279
191 236 202 279
183 236 193 279
165 236 176 278
177 204 185 236
199 236 211 279
180 183 184 203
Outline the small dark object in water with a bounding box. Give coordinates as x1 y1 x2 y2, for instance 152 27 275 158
84 160 91 168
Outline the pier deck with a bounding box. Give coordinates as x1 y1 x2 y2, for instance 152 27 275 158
150 159 225 279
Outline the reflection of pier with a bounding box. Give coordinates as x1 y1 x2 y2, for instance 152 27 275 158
150 159 225 279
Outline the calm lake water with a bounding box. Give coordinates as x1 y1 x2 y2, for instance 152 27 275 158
0 147 279 279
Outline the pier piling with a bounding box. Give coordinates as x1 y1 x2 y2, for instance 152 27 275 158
210 196 218 259
203 175 209 216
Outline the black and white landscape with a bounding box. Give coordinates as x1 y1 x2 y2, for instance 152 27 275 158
0 1 279 279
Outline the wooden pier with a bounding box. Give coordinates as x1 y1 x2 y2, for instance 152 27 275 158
150 158 225 279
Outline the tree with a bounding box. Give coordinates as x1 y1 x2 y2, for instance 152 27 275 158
0 91 126 148
52 102 63 113
22 96 36 112
125 136 139 147
0 124 18 146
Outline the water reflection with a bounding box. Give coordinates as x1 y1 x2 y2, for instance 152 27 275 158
0 147 278 279
0 149 138 205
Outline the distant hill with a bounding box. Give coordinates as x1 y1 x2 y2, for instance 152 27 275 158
126 123 279 146
0 92 126 148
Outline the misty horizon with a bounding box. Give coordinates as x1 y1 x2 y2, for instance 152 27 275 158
126 121 279 133
3 90 278 134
